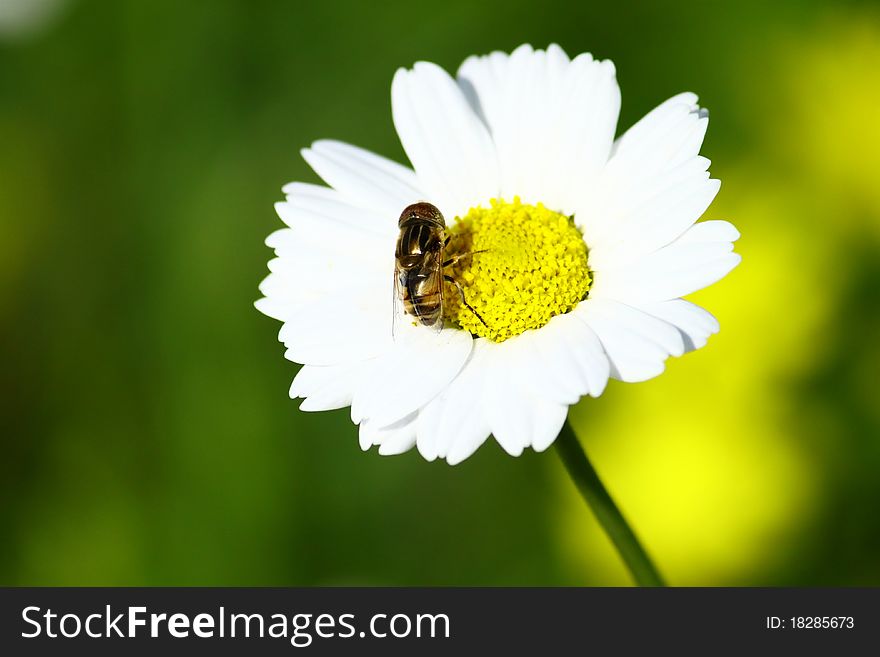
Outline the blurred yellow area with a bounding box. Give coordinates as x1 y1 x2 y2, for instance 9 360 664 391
556 13 880 585
777 17 880 234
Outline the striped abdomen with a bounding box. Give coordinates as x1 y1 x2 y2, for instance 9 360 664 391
395 206 446 328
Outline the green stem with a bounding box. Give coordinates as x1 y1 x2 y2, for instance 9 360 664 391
555 420 666 587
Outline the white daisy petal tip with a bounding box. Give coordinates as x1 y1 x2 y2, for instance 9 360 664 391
259 44 739 464
444 435 488 466
254 296 281 322
588 374 609 399
357 415 419 456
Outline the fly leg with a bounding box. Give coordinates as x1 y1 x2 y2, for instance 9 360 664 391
443 249 488 268
444 275 488 328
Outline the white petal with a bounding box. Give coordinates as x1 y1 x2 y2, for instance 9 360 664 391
265 196 391 314
260 188 399 365
612 92 706 166
351 326 472 427
254 295 288 322
587 175 720 270
414 392 446 462
529 398 569 452
483 344 569 456
635 299 720 352
576 298 684 382
392 62 500 219
590 220 741 303
289 364 338 398
359 413 418 456
266 211 385 267
484 346 532 457
301 140 426 218
445 419 492 465
578 92 716 263
515 326 584 405
457 44 620 211
417 337 570 463
291 362 373 412
550 314 611 398
279 183 392 239
675 219 741 243
515 314 610 403
417 340 492 464
258 236 387 313
279 290 391 366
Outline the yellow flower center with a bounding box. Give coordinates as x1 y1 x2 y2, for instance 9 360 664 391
443 197 592 342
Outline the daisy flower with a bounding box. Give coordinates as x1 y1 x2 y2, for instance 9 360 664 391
257 44 740 466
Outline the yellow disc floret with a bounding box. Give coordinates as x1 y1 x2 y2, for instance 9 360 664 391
443 197 592 342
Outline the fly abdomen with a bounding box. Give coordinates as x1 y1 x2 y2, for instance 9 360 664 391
394 202 447 332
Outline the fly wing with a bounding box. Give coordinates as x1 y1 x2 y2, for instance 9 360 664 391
392 260 444 342
423 263 444 335
392 265 407 342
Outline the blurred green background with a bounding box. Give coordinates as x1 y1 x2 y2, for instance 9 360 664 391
1 0 879 586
